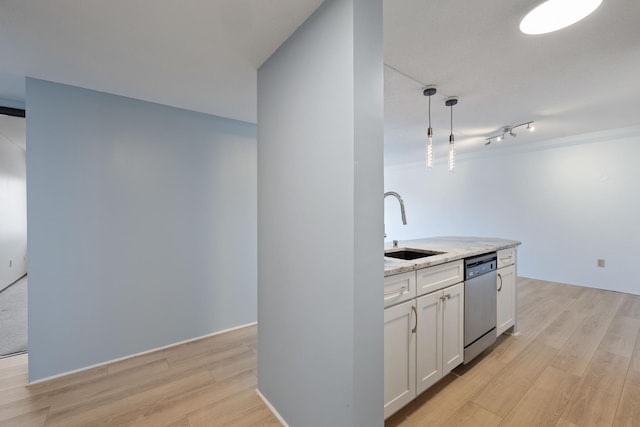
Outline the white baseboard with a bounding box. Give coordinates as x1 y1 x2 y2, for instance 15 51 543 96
28 321 257 385
256 388 289 427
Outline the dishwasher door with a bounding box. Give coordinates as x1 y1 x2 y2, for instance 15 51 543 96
464 270 497 362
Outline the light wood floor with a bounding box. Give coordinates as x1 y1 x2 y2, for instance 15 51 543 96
2 278 640 427
386 277 640 427
0 324 280 427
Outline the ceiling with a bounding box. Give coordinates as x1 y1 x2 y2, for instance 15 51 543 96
1 0 639 166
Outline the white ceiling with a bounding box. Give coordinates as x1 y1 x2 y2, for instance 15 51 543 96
1 0 639 166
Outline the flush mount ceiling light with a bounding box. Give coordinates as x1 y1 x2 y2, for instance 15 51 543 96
423 87 437 170
520 0 603 35
485 121 535 145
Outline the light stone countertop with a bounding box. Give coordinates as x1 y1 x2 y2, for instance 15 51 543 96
384 236 521 277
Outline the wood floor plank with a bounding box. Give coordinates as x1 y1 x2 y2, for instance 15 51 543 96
440 401 502 427
0 407 48 427
599 315 640 358
187 388 265 427
556 419 580 427
47 358 170 417
561 349 629 427
551 291 624 376
618 294 640 320
537 306 586 350
613 368 640 426
128 370 257 427
44 371 215 427
471 342 558 418
500 366 579 427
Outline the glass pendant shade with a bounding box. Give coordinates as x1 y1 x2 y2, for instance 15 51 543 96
448 135 455 173
426 128 433 169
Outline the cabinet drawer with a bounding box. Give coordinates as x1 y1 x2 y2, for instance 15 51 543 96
416 260 463 296
497 248 516 268
384 271 416 308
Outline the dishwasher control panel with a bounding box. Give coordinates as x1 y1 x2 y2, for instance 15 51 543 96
465 253 497 280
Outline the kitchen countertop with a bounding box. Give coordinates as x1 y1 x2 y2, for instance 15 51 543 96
384 236 521 277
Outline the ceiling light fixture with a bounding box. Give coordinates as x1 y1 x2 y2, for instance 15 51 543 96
445 97 458 173
485 121 535 145
423 87 437 170
520 0 603 35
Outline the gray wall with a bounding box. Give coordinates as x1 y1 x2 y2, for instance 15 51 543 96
384 126 640 294
26 78 257 381
257 0 384 425
0 119 27 290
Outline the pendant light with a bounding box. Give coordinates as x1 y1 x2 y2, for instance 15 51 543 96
445 97 458 173
423 87 437 169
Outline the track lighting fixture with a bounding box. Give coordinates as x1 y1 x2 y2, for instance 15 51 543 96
445 97 458 172
423 87 437 169
485 121 535 145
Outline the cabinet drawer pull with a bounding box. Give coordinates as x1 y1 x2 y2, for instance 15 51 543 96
500 255 512 262
384 286 408 298
411 305 417 334
497 273 503 292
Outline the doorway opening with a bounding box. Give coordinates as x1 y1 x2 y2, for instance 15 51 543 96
0 106 27 358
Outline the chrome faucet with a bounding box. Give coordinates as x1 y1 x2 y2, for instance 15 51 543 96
384 191 407 238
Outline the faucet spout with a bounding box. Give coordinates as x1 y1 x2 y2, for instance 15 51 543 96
384 191 407 225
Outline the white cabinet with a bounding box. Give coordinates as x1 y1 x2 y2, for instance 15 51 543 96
384 263 465 419
497 247 516 269
497 264 516 336
416 282 464 394
384 300 416 419
384 271 416 308
416 260 463 296
496 248 517 336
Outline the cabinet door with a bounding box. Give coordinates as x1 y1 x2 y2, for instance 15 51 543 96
497 265 516 336
384 300 416 419
416 290 442 395
441 282 464 375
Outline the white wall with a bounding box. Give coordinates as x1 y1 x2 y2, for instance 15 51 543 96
0 117 27 290
384 126 640 294
257 0 384 425
26 78 257 381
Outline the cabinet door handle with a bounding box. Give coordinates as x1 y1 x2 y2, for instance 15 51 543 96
497 273 503 292
384 286 407 298
411 305 417 334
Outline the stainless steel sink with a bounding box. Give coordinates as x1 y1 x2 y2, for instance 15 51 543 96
384 248 445 260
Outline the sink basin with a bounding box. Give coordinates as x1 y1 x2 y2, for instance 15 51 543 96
385 248 445 260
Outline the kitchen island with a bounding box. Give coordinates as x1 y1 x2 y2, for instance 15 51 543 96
384 236 521 276
383 236 521 419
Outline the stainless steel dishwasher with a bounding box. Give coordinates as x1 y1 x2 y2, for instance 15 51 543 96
464 252 497 364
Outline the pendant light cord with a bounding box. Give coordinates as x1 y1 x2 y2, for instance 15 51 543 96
428 95 432 128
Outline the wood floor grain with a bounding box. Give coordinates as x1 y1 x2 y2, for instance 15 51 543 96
3 279 640 426
0 324 277 427
387 278 640 427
